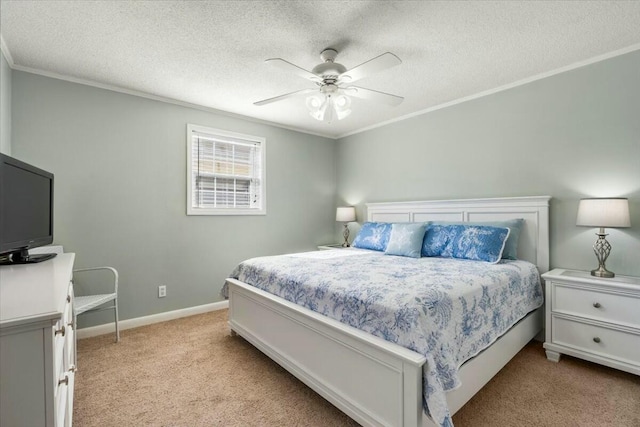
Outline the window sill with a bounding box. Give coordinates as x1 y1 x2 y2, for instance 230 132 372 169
187 208 266 216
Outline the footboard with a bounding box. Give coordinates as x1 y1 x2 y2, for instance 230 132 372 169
226 279 427 427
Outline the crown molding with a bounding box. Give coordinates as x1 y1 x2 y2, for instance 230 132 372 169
3 30 638 142
336 43 640 139
10 63 337 139
0 35 15 66
0 31 335 141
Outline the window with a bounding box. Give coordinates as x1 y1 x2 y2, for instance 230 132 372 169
187 124 265 215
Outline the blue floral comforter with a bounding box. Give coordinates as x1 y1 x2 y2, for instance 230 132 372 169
222 249 542 426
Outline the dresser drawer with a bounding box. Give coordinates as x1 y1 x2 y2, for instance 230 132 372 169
55 372 69 427
64 283 75 372
54 281 75 426
65 371 75 427
552 316 640 365
553 283 640 328
53 283 74 399
64 323 75 371
53 321 66 396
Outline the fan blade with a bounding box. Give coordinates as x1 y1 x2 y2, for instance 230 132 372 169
343 86 404 106
265 58 322 82
338 52 401 83
254 88 318 106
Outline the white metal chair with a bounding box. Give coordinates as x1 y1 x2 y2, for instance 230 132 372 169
73 266 120 342
29 245 120 342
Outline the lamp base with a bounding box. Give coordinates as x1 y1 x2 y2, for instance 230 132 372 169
591 267 615 278
342 223 351 247
590 229 615 278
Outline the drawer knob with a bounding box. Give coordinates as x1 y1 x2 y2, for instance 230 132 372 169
67 295 71 303
593 337 601 343
58 375 69 386
593 302 601 308
55 326 66 337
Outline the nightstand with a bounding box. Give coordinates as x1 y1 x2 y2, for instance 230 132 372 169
317 244 348 250
541 268 640 375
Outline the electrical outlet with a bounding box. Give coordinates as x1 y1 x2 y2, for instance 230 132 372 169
158 285 167 298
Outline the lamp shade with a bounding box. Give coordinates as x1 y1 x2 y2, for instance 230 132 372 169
576 198 631 228
336 206 356 222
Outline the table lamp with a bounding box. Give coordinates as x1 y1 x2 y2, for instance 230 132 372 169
336 206 356 247
576 198 631 278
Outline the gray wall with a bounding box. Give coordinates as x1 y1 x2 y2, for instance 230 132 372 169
11 71 337 326
336 50 640 277
9 49 640 330
0 50 11 155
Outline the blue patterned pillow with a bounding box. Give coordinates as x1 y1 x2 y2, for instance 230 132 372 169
422 219 523 259
422 224 456 257
480 219 523 260
441 225 510 263
384 223 427 258
352 222 392 251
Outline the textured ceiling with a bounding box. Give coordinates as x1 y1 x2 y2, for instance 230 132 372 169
2 1 640 138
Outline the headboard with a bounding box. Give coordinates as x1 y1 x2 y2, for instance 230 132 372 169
366 196 551 272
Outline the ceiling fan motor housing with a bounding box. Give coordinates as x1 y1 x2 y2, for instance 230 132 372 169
320 48 338 62
312 48 347 79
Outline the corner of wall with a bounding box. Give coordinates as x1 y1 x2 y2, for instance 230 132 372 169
0 47 13 155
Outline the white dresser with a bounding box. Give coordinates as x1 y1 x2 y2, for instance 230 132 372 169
542 268 640 375
0 253 76 427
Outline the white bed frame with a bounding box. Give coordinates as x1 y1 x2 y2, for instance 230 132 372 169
226 196 551 427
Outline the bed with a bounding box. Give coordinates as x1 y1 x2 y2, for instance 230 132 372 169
224 196 551 427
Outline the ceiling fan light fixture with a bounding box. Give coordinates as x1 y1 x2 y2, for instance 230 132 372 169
307 95 328 121
309 108 324 121
305 95 323 110
306 93 352 122
334 95 352 120
323 98 335 124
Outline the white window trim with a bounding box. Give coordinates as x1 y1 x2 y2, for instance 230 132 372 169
187 124 266 216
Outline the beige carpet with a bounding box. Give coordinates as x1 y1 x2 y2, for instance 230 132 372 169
74 310 640 426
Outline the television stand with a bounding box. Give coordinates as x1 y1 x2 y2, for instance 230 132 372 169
0 249 57 265
0 253 76 426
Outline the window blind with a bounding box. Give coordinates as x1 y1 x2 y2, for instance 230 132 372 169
190 130 263 211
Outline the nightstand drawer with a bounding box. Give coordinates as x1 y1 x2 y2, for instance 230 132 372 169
554 284 640 328
553 316 640 365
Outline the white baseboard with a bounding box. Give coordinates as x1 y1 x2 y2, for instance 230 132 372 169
76 300 229 339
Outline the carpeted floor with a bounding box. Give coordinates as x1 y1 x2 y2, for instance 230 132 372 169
74 309 640 426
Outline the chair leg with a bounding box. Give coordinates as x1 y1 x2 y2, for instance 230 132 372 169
114 298 120 343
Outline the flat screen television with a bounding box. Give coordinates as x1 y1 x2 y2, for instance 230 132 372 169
0 153 56 265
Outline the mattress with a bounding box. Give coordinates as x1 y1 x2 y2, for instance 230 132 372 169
222 248 543 425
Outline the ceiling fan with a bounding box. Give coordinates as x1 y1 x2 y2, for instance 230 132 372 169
254 48 404 123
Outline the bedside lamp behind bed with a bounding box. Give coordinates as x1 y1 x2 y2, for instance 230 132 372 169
336 206 356 247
